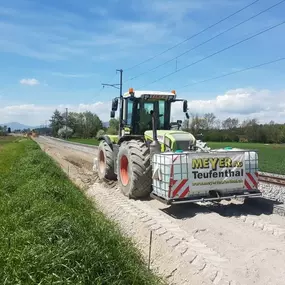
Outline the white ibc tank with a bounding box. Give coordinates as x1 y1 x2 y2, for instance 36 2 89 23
152 148 259 201
213 147 258 173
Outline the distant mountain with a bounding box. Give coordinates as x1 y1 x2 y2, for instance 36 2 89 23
103 121 109 128
0 122 38 131
2 121 110 131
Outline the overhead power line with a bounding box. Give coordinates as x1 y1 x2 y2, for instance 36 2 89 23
94 72 118 98
125 0 285 82
142 20 285 88
124 0 261 72
178 57 285 90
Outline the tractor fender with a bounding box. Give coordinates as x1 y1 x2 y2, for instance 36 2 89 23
98 135 114 150
118 135 144 145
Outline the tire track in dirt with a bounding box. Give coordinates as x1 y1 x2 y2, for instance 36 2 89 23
35 137 285 285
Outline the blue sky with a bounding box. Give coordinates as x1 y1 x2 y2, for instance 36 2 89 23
0 0 284 126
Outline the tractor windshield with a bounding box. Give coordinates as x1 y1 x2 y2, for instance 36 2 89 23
138 99 170 133
123 97 171 135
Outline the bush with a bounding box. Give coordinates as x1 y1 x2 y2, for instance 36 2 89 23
58 126 73 138
96 129 105 139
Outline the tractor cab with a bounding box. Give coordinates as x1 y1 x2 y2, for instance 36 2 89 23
111 88 189 137
96 88 195 199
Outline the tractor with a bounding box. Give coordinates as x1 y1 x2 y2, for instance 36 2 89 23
95 88 200 198
95 88 262 204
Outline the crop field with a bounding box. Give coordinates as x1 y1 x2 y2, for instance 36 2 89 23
0 137 162 284
208 142 285 175
66 137 285 175
68 137 99 146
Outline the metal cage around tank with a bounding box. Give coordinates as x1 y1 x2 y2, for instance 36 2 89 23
151 149 261 205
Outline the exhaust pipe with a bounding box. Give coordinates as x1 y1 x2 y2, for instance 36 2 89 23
149 110 160 161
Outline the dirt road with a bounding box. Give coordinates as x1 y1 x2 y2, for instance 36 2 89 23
35 136 285 285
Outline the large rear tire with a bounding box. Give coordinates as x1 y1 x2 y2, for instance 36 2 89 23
117 140 152 198
97 140 116 180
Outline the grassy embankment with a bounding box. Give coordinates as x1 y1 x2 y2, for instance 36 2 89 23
0 136 162 284
208 142 285 175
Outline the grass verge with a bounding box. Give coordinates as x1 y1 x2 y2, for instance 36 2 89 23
0 135 16 146
208 142 285 175
0 138 163 285
68 138 99 146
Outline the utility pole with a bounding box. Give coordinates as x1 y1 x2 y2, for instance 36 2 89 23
102 69 123 137
65 107 68 140
45 120 48 136
117 69 123 137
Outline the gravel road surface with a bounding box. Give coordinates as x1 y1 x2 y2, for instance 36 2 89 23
35 136 285 285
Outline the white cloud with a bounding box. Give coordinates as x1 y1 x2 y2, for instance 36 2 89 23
19 78 40 86
0 10 168 62
0 102 111 126
0 0 280 67
0 0 199 62
132 0 238 29
172 88 285 123
1 88 284 126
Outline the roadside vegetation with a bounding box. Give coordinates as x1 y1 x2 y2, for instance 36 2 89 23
0 135 15 145
208 142 285 175
0 137 163 285
31 110 285 145
0 126 10 135
18 109 285 175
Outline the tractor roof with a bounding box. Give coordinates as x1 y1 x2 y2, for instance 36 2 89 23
123 89 177 99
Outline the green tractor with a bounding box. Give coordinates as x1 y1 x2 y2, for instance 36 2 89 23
95 88 198 199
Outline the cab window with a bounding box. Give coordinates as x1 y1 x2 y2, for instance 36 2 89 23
126 99 133 125
158 100 166 129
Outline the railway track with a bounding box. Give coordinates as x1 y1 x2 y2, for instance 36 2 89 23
259 174 285 186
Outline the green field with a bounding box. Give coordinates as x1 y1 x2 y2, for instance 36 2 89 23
67 137 285 175
68 137 99 146
0 137 162 285
207 142 285 175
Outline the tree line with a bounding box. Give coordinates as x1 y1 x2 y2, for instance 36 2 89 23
35 109 285 144
0 125 11 136
44 109 119 139
182 113 285 144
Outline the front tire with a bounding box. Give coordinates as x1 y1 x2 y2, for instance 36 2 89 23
117 140 152 198
97 140 116 180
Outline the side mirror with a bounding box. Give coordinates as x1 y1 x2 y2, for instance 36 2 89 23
186 112 189 119
110 110 115 118
183 100 188 113
112 98 118 111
